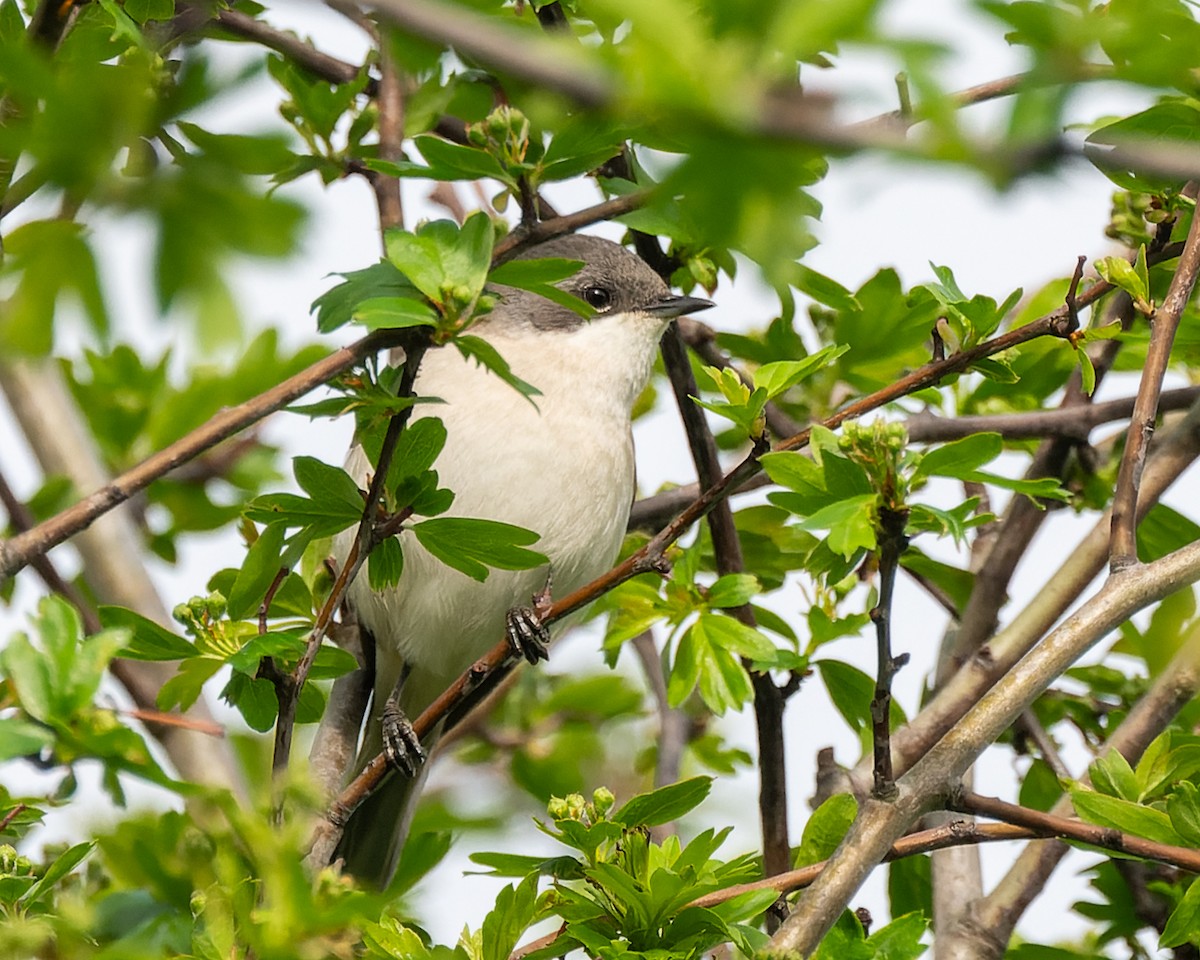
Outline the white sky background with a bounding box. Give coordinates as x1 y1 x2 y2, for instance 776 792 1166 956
1 0 1187 950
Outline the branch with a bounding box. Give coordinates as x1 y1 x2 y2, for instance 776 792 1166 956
848 395 1200 797
367 0 1200 182
869 508 908 800
937 621 1200 960
369 45 405 235
769 535 1200 955
0 359 238 789
0 329 414 582
660 320 792 892
492 191 652 261
630 632 689 792
213 8 368 87
511 821 1054 960
1111 182 1200 568
954 789 1200 873
625 386 1200 534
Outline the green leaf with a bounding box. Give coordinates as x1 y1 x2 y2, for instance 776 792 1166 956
914 433 1003 481
793 264 859 312
1070 788 1185 845
1168 782 1200 846
694 612 775 660
612 776 713 828
795 793 858 868
413 134 511 183
384 229 446 302
0 220 109 354
450 211 496 302
455 335 542 402
0 718 55 761
352 296 439 330
1162 876 1200 949
489 256 591 317
99 606 196 661
1095 252 1150 307
293 457 364 515
20 842 94 905
797 494 878 558
1077 348 1096 396
1 598 129 724
866 912 928 960
1089 749 1139 802
221 672 278 732
227 523 287 621
368 535 405 591
706 573 761 608
816 659 874 734
753 346 849 399
481 876 538 960
390 417 448 486
411 517 546 582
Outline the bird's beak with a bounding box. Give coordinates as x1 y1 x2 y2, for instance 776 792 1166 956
644 294 715 319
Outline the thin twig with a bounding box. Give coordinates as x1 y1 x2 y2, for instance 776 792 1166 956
272 344 427 776
660 320 791 894
770 536 1200 955
870 508 909 800
1111 182 1200 569
938 620 1200 960
954 789 1200 873
0 329 416 583
0 468 101 635
510 821 1055 960
492 191 652 261
370 46 405 235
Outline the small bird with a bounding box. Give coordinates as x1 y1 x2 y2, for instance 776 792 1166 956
334 233 713 887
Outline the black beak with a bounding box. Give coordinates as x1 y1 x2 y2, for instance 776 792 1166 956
644 294 715 319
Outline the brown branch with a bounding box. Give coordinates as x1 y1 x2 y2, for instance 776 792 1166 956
660 320 791 896
954 789 1200 873
629 632 689 800
0 329 415 583
938 621 1200 960
1111 183 1200 569
492 191 652 261
370 47 405 235
869 508 908 800
370 0 613 108
940 239 1181 682
213 8 368 88
273 344 427 776
0 468 101 635
511 820 1048 960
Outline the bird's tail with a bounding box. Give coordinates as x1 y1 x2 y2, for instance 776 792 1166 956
333 683 444 890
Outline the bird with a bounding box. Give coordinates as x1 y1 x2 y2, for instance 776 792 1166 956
333 232 714 888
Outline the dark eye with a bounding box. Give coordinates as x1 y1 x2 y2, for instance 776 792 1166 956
582 285 613 310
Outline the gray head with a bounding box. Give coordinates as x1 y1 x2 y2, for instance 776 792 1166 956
490 234 713 332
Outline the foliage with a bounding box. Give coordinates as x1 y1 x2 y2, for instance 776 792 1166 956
5 0 1200 958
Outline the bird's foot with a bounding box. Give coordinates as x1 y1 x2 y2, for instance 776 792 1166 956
506 605 550 664
381 699 426 778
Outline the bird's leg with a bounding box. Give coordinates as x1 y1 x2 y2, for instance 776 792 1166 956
505 570 553 664
381 661 426 778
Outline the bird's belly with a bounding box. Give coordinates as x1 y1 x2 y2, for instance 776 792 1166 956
345 389 635 699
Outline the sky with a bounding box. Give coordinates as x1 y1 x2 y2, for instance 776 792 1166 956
0 0 1183 950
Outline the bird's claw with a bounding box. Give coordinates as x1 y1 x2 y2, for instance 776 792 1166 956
381 700 426 778
506 605 550 664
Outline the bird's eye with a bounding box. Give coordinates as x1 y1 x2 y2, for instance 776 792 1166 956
582 285 613 311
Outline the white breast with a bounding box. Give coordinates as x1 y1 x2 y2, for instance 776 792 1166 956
342 312 664 711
